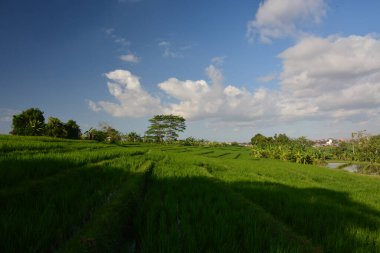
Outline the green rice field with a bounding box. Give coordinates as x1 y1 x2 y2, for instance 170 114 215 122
1 135 379 252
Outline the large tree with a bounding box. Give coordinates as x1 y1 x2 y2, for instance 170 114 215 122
251 133 270 147
145 114 186 142
11 108 45 136
65 120 81 139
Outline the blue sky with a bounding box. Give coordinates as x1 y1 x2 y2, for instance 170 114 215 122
1 0 380 141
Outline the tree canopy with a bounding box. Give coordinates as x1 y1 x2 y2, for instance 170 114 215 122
64 120 81 139
125 131 142 142
11 108 45 136
83 123 121 143
145 114 186 142
46 117 66 138
11 108 81 139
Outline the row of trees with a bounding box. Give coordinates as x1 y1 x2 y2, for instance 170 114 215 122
11 108 255 146
10 108 187 144
11 108 81 139
82 115 186 143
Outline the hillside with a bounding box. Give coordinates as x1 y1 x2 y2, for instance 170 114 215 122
0 135 379 252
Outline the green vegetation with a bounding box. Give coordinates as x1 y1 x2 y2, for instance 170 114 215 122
250 132 380 175
1 134 379 252
11 108 81 139
145 114 186 142
82 123 122 143
11 108 189 145
333 131 380 163
251 133 327 165
11 108 46 136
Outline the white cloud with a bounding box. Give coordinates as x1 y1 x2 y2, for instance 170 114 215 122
278 34 380 122
88 70 162 117
247 0 327 43
120 53 141 63
90 35 380 130
158 78 210 101
90 65 277 124
87 100 101 112
157 66 225 119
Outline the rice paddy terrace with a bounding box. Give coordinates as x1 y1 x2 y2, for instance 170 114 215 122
0 135 379 252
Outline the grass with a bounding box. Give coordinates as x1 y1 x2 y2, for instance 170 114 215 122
0 134 379 252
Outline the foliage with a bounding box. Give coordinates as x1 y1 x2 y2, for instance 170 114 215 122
145 114 186 142
351 132 380 163
11 108 81 139
84 128 108 142
45 117 66 138
11 108 45 136
251 133 270 147
64 120 81 139
273 133 291 145
251 133 326 165
330 131 380 163
83 124 121 143
179 136 208 146
124 131 143 142
100 123 121 143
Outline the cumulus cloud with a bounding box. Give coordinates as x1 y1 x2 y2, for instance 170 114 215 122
120 53 141 63
89 65 277 125
278 34 380 122
88 70 162 117
90 35 380 128
247 0 327 43
158 65 225 119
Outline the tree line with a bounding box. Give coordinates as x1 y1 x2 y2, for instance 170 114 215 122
251 132 380 165
11 108 81 139
9 108 187 143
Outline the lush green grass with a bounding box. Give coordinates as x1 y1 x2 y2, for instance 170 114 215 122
0 135 379 252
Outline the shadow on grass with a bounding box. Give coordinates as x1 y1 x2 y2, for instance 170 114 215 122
136 175 380 253
231 181 380 252
0 153 124 189
2 157 379 253
0 161 146 253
